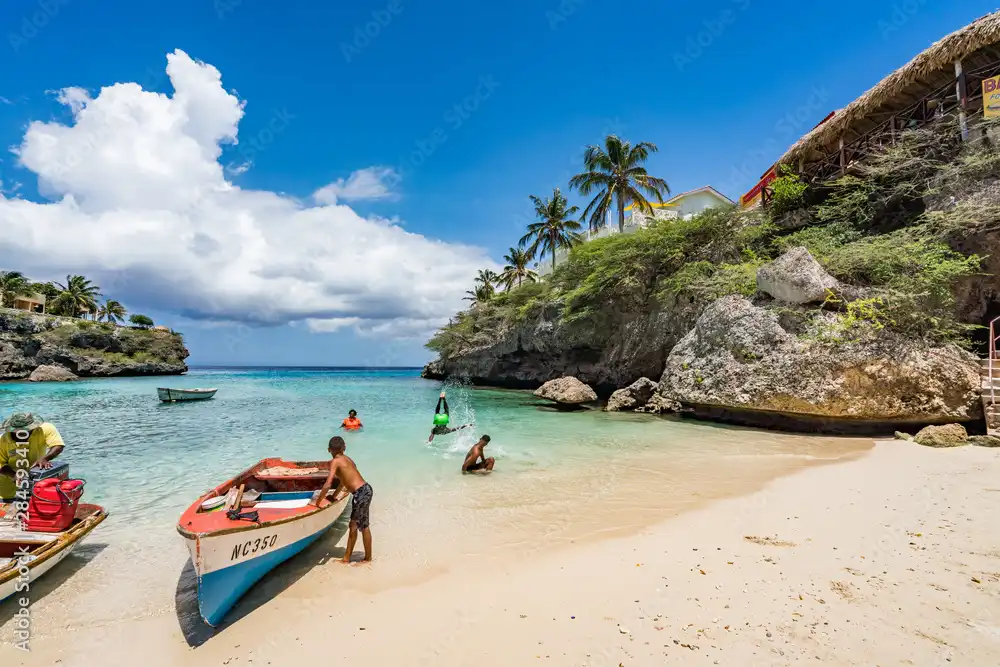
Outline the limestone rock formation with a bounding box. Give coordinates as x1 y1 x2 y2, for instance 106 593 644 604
0 312 188 380
914 423 968 448
969 434 1000 448
534 376 597 405
28 365 78 382
757 246 857 305
651 295 981 430
606 377 658 412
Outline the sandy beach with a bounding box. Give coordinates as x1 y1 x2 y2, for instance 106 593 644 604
4 438 997 666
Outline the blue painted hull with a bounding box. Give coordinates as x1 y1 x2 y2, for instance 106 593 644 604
197 529 326 626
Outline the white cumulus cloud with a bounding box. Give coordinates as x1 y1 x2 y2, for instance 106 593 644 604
312 166 399 205
0 50 496 339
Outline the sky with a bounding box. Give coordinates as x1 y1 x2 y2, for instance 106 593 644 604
0 0 995 366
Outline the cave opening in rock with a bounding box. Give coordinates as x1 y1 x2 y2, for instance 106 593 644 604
973 298 1000 358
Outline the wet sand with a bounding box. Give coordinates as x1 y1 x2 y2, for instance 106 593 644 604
11 437 1000 665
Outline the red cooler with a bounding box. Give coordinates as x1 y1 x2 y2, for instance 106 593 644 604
26 479 85 532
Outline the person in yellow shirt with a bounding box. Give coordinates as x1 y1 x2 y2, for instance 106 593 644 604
0 412 65 502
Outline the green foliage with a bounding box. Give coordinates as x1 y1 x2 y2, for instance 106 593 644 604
569 135 670 233
428 114 990 359
768 166 808 218
129 314 154 328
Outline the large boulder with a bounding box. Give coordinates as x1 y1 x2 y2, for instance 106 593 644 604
652 295 982 429
606 377 658 412
534 376 598 405
772 208 814 231
28 364 78 382
757 247 855 305
914 423 968 448
969 434 1000 448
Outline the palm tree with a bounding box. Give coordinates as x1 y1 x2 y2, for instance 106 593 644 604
463 284 495 305
51 275 101 319
97 299 127 324
0 271 30 308
569 135 671 233
519 188 583 273
474 269 500 290
499 247 538 290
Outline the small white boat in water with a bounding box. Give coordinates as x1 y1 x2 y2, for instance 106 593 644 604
157 387 218 402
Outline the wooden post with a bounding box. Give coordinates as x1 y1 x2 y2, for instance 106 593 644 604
838 137 846 176
955 60 969 140
890 115 896 145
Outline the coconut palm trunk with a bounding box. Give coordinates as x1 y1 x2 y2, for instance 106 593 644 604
550 230 557 271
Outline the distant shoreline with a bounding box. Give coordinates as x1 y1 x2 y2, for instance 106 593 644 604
187 365 425 370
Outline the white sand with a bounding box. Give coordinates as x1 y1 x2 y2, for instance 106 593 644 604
7 439 1000 666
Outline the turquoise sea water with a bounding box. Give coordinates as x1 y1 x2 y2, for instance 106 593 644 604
0 368 868 634
1 367 504 531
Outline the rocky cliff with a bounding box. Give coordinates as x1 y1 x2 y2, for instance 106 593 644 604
0 311 188 380
423 115 1000 433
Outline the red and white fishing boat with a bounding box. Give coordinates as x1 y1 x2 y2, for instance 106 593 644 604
176 458 350 626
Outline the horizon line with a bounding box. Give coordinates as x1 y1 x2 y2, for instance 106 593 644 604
188 364 424 370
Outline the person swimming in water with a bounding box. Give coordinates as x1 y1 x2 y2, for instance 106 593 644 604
341 409 363 431
428 391 473 442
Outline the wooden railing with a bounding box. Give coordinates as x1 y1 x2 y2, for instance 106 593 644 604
799 58 1000 184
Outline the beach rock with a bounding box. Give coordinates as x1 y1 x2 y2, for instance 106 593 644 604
894 431 914 441
534 376 597 405
28 365 78 382
773 208 814 231
914 423 968 447
969 434 1000 448
420 293 703 396
651 295 982 431
606 377 658 412
756 247 858 305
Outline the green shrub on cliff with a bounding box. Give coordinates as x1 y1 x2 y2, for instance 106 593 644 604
428 115 990 359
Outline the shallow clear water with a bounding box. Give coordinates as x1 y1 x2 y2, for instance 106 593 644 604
0 368 870 635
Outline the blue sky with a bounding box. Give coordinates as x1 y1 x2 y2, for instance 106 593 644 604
0 0 994 366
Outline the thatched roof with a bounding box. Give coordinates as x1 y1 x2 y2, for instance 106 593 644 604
778 10 1000 167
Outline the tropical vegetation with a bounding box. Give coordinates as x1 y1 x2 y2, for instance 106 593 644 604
0 270 156 328
569 135 670 233
520 188 583 272
429 115 997 359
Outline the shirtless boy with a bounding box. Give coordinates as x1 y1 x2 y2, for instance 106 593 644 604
313 435 374 563
461 435 495 474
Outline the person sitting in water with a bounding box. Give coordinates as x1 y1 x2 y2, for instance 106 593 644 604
341 409 363 431
428 391 473 442
461 435 495 474
313 436 374 564
0 412 65 502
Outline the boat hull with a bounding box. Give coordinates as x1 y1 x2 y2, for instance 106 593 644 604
0 504 108 603
181 492 349 626
158 388 218 402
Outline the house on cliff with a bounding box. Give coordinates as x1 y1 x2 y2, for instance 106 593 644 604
536 185 735 275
